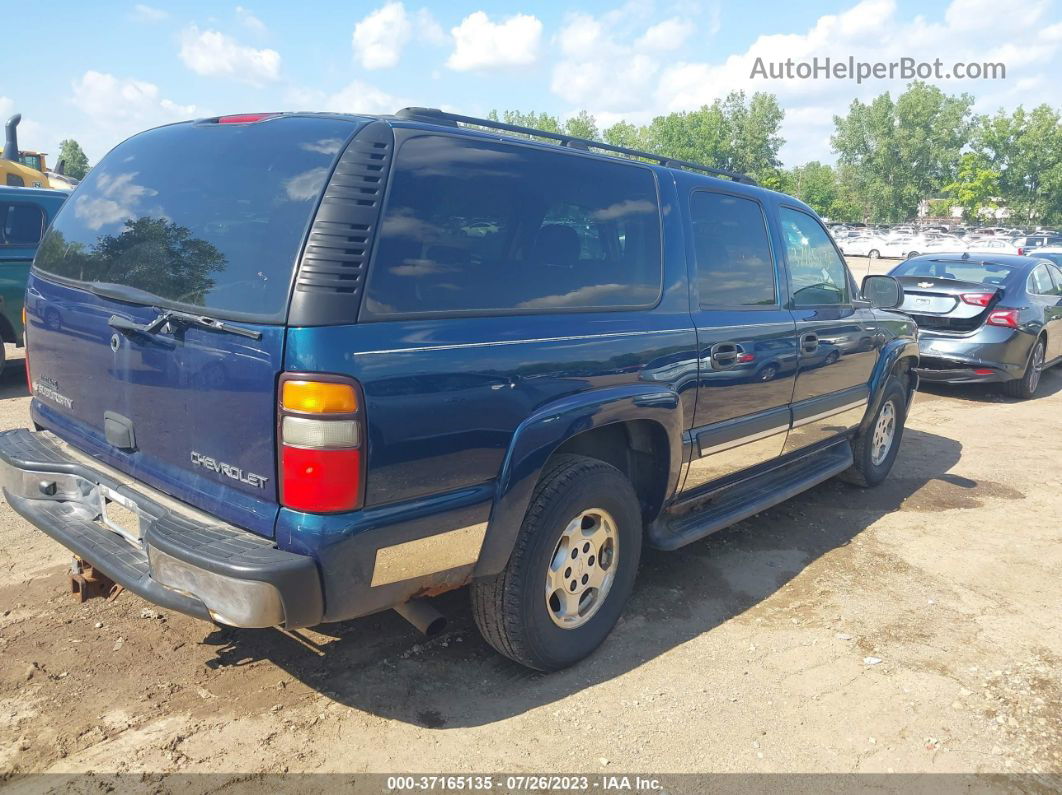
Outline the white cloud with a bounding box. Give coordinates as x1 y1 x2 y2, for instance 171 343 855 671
0 96 12 119
549 0 1062 166
447 12 543 71
73 171 157 230
235 6 268 35
351 3 447 69
178 25 280 85
131 4 168 23
635 18 695 52
353 2 413 69
323 80 406 115
70 71 196 126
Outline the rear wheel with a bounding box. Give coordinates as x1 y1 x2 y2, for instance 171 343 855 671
1003 338 1045 400
471 454 642 671
841 378 907 488
868 249 880 259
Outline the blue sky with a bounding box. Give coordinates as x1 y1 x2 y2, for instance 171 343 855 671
3 0 1060 167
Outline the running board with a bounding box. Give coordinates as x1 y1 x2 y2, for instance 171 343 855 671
649 440 854 551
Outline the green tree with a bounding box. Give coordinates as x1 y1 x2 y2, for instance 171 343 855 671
943 153 1000 221
56 139 90 180
563 110 599 141
970 105 1062 225
832 81 974 222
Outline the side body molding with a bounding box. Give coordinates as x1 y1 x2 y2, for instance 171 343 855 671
473 384 685 577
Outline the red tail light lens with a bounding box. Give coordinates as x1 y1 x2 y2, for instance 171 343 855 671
217 113 279 124
986 309 1019 328
961 292 994 306
281 446 361 513
1017 247 1024 255
278 375 363 513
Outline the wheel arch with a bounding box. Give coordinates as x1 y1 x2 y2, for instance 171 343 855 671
474 385 684 578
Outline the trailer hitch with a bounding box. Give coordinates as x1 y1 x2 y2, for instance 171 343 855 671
69 557 121 603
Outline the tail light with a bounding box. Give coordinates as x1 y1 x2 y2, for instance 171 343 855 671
216 113 279 124
22 306 31 394
986 309 1019 328
960 292 995 306
278 375 364 513
1017 247 1024 255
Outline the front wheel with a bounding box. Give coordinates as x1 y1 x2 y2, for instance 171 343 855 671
471 454 642 671
1003 338 1045 399
868 249 880 259
840 378 907 488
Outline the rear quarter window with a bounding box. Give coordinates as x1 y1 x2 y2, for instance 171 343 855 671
362 134 663 318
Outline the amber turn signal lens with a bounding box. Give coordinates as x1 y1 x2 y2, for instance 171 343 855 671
282 380 358 414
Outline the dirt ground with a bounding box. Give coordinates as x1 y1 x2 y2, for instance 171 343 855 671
1 262 1060 779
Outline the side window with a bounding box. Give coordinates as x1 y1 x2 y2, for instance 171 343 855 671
364 135 662 317
1048 264 1062 296
690 191 776 307
5 174 24 188
779 207 850 307
1028 264 1055 295
0 203 45 246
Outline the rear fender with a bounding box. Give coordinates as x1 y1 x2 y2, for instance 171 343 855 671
474 384 684 577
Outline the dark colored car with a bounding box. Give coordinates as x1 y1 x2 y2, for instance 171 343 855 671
0 186 66 372
0 109 917 671
890 253 1062 398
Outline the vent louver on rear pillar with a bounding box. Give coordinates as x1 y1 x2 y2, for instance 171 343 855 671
288 120 395 326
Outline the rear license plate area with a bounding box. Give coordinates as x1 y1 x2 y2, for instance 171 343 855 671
98 487 142 545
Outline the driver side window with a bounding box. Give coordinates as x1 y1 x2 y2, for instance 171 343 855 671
780 207 849 307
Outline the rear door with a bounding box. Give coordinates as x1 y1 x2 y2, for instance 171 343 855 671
777 206 877 454
681 188 797 494
26 115 359 537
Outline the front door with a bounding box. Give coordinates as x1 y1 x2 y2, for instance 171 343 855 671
681 189 798 494
777 206 878 454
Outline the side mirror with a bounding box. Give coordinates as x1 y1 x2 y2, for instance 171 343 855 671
861 275 904 309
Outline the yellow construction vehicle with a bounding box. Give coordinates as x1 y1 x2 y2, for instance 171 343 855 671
1 114 52 189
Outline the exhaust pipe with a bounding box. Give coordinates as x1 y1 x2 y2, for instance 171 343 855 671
395 598 446 636
2 114 19 162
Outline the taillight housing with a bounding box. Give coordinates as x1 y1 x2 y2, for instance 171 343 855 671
278 374 365 513
986 309 1019 328
960 292 994 307
22 306 31 394
216 113 279 124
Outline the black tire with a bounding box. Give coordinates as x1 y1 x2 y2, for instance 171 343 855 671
759 363 778 382
0 340 6 376
868 249 880 259
825 350 840 365
1003 338 1045 400
840 378 907 488
471 454 643 671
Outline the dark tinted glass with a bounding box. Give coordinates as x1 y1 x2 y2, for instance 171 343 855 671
363 134 662 317
0 203 45 246
690 192 775 307
33 117 355 322
779 207 850 306
892 258 1018 285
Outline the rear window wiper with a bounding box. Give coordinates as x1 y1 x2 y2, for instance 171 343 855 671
108 309 262 340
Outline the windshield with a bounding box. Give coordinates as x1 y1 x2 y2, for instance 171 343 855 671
33 116 356 322
892 258 1018 286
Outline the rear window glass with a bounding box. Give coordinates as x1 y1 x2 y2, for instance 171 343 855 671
32 117 356 322
0 203 45 246
362 134 662 318
892 259 1018 286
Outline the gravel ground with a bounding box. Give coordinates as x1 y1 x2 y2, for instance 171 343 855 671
0 268 1060 780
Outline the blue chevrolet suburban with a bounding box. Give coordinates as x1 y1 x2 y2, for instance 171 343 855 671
0 109 917 670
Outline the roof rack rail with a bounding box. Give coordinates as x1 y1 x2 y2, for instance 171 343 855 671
393 107 758 186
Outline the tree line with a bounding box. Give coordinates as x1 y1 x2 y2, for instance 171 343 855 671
491 81 1062 227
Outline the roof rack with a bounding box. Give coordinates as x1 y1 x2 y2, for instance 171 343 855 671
393 107 758 186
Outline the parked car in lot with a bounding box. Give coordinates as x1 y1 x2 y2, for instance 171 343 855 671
0 109 917 671
0 185 67 372
890 253 1062 398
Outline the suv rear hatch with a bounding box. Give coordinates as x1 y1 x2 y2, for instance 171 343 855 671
27 114 360 537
